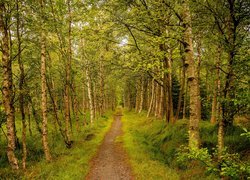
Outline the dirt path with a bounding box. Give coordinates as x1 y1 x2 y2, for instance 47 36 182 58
86 115 134 180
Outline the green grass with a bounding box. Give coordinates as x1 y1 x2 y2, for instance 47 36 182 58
1 109 248 179
0 112 113 179
122 111 249 180
122 111 180 180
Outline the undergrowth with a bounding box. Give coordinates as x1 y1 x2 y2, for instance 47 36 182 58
122 111 180 180
0 112 113 179
122 111 250 180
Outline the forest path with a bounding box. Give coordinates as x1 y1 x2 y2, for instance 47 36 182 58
86 114 134 180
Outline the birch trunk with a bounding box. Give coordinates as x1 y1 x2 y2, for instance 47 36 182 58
147 80 151 110
138 78 144 113
183 0 201 148
86 68 94 124
0 2 19 169
72 83 80 132
217 67 223 158
16 0 27 169
93 83 97 119
40 1 52 160
147 79 155 117
99 55 105 116
82 83 87 126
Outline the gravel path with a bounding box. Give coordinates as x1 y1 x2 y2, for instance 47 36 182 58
86 115 134 180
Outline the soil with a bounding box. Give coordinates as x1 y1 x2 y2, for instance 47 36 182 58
86 115 134 180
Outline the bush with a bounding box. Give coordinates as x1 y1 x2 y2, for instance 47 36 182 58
177 146 250 179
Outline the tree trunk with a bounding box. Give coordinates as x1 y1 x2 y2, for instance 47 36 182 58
40 6 52 161
154 83 159 117
16 0 27 169
49 77 58 132
86 67 94 124
211 47 221 124
158 84 164 119
183 0 201 149
221 1 237 127
167 52 174 123
135 81 140 112
196 37 202 120
146 79 151 110
160 43 174 123
138 78 144 113
27 95 42 134
82 83 88 126
182 74 187 119
175 52 186 121
72 83 80 132
147 79 155 117
47 77 72 147
64 0 72 143
0 2 19 170
93 83 97 119
217 66 223 162
27 104 32 136
99 56 105 116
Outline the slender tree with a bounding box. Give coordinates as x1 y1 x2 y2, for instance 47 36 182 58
0 2 19 170
64 0 72 144
183 0 201 148
16 0 27 169
40 0 52 162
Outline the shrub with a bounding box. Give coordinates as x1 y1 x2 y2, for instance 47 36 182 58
177 146 250 179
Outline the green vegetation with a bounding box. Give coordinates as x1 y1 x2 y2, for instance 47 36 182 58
0 0 249 178
0 113 113 179
122 111 250 179
122 111 180 180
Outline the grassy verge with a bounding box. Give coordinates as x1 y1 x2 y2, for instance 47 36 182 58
0 112 113 179
122 111 249 180
122 111 180 180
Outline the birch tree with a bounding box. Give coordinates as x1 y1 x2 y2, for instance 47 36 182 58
0 1 19 170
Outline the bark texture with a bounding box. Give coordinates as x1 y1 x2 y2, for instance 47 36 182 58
86 67 94 124
0 2 19 170
183 0 201 148
16 0 27 169
40 0 52 161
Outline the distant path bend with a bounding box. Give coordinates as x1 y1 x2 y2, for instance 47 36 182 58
86 114 134 180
